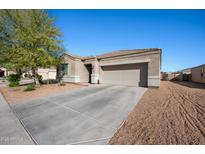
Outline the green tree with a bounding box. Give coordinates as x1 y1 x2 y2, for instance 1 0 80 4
0 10 64 85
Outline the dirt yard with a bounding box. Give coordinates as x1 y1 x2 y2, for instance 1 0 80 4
0 83 83 104
109 81 205 145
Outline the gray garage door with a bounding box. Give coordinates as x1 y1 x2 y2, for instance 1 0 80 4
101 63 148 87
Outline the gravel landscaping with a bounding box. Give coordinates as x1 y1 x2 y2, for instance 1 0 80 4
109 81 205 144
0 83 83 104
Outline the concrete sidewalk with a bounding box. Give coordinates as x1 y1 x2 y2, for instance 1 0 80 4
0 93 34 145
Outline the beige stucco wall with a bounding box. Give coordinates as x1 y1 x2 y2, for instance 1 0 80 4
98 50 161 87
63 55 90 83
63 49 161 86
75 60 90 82
63 55 77 75
98 51 161 77
37 68 56 80
191 66 205 83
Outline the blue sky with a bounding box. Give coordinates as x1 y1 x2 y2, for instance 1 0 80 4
47 10 205 72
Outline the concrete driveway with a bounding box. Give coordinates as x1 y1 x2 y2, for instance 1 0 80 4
11 85 147 144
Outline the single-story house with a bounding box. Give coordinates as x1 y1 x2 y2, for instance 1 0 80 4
36 67 56 80
161 67 192 81
191 64 205 83
0 67 56 80
180 68 191 81
161 72 176 81
61 48 162 87
0 67 15 77
180 68 191 74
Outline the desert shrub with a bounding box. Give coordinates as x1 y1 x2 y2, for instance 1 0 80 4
24 84 36 91
6 74 20 87
8 81 19 87
6 74 20 82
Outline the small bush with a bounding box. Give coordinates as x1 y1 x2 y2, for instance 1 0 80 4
6 74 20 82
8 81 19 87
24 84 35 91
6 74 20 87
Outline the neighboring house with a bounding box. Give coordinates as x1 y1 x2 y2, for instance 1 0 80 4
0 67 56 80
36 67 56 80
61 48 162 87
191 64 205 83
180 68 191 74
161 68 192 81
161 72 176 81
22 68 57 80
173 68 191 81
161 72 181 81
180 68 191 81
0 67 15 77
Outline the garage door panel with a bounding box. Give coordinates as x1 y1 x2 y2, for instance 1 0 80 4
101 63 147 87
121 70 139 86
102 70 122 85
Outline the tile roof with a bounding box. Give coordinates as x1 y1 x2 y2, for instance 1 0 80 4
95 48 161 59
65 48 161 60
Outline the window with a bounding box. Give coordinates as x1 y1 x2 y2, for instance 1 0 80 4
61 64 68 75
